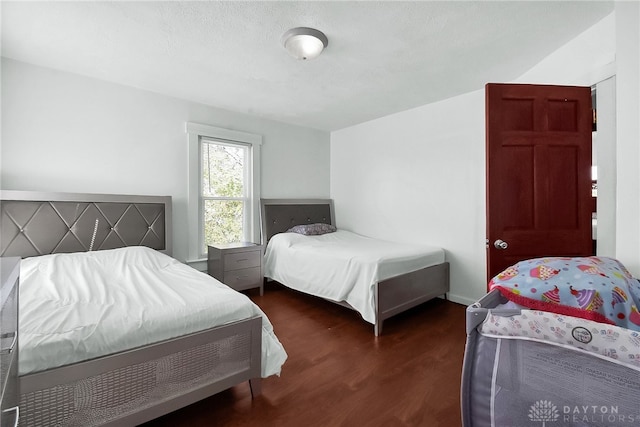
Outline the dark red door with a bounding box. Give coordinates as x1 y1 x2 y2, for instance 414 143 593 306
486 83 593 284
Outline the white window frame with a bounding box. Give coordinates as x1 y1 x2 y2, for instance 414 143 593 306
186 122 262 263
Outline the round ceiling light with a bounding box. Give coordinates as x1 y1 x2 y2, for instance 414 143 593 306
281 27 328 60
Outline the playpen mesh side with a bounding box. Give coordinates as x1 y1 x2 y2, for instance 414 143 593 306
19 332 251 427
463 333 640 427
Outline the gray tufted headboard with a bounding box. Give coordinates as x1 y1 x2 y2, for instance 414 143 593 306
0 190 172 258
260 199 335 244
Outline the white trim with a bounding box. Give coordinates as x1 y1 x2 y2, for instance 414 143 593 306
447 293 478 307
588 61 616 87
186 122 262 261
595 76 617 258
186 122 262 146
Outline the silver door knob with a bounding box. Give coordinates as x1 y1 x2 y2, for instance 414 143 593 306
494 239 508 250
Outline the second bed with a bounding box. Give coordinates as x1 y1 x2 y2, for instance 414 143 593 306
261 199 450 335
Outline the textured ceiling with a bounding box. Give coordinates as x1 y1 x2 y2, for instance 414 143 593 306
1 1 614 131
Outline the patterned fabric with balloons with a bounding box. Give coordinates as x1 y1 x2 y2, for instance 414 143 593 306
489 256 640 331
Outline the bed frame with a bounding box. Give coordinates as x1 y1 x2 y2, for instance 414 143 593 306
260 198 450 336
0 190 263 426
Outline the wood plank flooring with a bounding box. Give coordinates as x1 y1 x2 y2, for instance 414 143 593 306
142 282 467 427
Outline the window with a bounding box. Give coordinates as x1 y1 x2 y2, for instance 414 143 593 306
187 123 261 262
201 139 248 249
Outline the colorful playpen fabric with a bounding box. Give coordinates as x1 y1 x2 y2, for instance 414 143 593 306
489 256 640 332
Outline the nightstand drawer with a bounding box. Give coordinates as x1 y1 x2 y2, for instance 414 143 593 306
224 266 261 291
224 251 261 271
208 243 264 295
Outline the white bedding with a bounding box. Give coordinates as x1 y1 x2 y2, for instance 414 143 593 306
19 246 287 377
263 229 445 324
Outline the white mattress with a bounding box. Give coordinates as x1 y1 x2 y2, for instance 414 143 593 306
19 246 287 377
263 229 445 324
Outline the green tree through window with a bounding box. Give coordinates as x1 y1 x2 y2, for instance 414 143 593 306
201 140 249 250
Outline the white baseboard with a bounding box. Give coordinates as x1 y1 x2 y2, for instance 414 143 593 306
447 293 477 306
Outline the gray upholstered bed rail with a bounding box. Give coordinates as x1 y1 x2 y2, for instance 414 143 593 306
260 198 335 244
0 190 172 257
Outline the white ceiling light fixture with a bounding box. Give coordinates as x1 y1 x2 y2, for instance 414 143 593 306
281 27 328 60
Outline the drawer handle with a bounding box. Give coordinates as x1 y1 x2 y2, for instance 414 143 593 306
235 258 249 263
0 332 17 355
236 275 250 280
2 405 19 427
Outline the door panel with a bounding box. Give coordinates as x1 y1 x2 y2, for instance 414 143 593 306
486 83 593 283
501 145 534 229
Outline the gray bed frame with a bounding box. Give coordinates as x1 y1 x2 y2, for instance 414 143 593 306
260 198 450 336
0 190 263 426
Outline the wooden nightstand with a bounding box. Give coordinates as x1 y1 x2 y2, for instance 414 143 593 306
207 242 264 295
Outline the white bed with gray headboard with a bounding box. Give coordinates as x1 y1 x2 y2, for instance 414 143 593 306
1 190 286 427
260 199 450 336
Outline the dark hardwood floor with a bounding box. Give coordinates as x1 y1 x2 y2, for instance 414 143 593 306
142 282 467 427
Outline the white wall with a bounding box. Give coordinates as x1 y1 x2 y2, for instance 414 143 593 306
614 1 640 274
331 91 486 304
331 12 620 305
514 13 615 86
1 58 330 263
